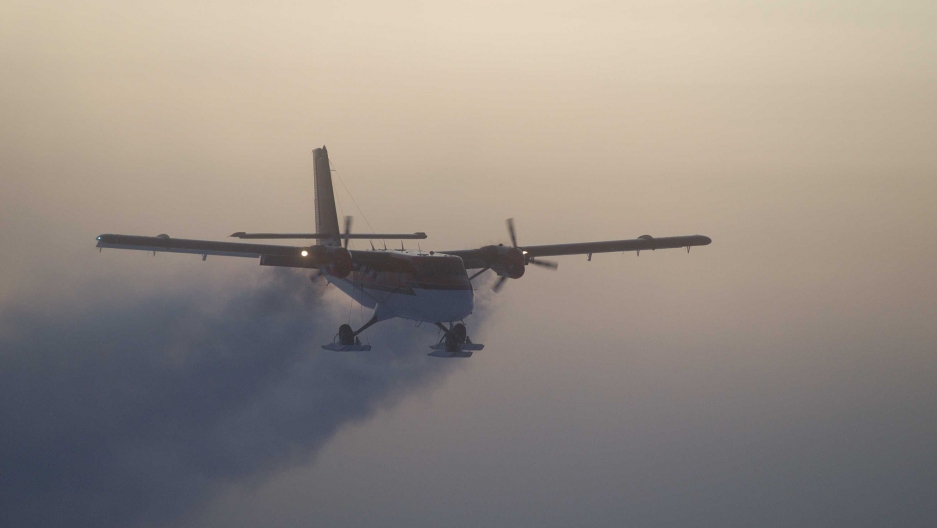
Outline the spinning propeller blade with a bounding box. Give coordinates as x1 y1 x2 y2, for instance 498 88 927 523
491 217 557 292
343 216 353 249
507 218 518 248
528 257 559 270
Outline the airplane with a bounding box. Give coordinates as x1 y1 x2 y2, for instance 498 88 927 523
96 146 712 357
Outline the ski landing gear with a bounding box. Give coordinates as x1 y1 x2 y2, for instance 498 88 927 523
428 322 484 358
322 313 380 351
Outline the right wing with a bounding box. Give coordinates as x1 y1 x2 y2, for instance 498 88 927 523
443 234 712 269
522 234 712 258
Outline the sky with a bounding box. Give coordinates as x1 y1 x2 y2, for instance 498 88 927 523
1 1 936 527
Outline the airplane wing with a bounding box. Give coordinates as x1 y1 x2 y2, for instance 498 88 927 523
522 234 712 258
442 234 712 269
95 234 318 268
96 233 461 274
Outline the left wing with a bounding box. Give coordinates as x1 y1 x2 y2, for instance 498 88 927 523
96 234 317 268
95 234 417 277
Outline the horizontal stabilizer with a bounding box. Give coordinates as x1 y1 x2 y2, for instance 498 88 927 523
231 232 427 240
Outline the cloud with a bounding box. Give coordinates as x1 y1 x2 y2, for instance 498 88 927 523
0 270 466 528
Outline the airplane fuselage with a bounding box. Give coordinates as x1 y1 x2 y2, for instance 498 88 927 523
326 250 474 323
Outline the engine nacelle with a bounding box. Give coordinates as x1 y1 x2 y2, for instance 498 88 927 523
327 247 353 278
481 245 525 280
308 246 353 279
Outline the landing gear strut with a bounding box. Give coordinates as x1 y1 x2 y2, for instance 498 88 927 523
323 314 380 351
338 324 355 345
429 322 484 357
442 323 467 352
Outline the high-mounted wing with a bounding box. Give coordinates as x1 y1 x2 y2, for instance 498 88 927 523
442 234 711 270
96 234 303 258
441 222 711 291
95 233 440 276
96 234 339 271
523 234 712 258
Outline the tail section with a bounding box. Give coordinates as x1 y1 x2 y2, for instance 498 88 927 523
312 146 341 246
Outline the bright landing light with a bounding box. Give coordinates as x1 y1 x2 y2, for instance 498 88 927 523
301 250 308 257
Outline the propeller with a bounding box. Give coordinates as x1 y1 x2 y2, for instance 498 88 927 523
528 257 559 270
343 216 353 249
492 218 558 291
507 217 518 249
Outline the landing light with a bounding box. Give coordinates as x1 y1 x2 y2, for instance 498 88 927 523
301 250 308 257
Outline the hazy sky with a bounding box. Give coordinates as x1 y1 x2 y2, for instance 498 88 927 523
1 1 936 527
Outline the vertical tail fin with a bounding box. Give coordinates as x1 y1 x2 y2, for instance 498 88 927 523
312 146 341 246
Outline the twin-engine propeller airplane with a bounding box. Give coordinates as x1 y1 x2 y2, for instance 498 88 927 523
97 146 711 357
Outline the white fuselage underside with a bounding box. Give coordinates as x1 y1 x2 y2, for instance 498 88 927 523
327 272 474 323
